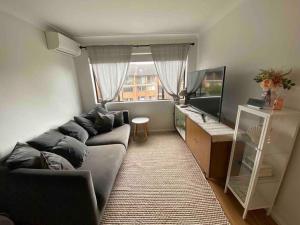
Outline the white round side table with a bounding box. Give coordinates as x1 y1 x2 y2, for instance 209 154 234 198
131 117 150 140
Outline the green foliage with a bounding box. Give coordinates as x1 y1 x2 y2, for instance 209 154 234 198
254 68 295 90
282 78 296 90
202 83 222 96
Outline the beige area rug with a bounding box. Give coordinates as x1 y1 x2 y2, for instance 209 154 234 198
101 132 230 225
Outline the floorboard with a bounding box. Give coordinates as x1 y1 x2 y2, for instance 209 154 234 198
208 180 278 225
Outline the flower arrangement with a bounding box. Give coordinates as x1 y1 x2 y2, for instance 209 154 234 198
254 69 295 90
254 69 295 109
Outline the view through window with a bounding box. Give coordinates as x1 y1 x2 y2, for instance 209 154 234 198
199 71 224 97
118 61 172 101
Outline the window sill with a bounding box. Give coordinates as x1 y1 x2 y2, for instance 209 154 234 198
101 99 175 104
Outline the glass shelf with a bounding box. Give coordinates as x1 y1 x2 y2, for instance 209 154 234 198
236 132 260 151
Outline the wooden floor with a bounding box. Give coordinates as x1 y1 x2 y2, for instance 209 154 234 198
208 180 278 225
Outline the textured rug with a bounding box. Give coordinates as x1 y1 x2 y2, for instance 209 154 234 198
101 132 230 225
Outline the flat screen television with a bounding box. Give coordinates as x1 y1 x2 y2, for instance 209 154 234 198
186 66 226 122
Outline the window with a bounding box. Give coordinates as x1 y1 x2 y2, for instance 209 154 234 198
123 86 133 92
118 60 173 101
90 47 187 102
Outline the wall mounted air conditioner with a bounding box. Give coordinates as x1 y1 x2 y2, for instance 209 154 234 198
45 31 81 57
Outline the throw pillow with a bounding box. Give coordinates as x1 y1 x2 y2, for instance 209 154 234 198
59 120 89 143
74 116 98 136
27 130 65 152
108 111 124 127
40 151 74 170
94 112 114 133
5 143 42 169
52 136 88 168
84 106 108 122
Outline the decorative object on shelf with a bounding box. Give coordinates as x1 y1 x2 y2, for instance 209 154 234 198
273 97 284 110
178 88 188 105
178 88 188 97
254 68 295 109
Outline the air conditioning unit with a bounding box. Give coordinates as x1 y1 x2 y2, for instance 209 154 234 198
45 31 81 57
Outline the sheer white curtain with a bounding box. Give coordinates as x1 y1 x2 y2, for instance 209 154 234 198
150 44 190 100
186 70 206 95
87 45 132 104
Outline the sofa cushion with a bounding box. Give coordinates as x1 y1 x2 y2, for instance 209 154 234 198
27 130 65 152
94 112 114 133
84 106 108 122
40 151 75 170
85 124 130 148
52 136 88 168
5 143 42 169
78 144 126 210
74 116 98 136
59 120 89 143
108 111 124 128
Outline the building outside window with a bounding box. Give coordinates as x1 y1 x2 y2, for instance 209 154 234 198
118 60 173 101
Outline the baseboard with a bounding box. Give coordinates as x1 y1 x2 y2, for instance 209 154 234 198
129 128 175 135
149 128 176 133
271 209 287 225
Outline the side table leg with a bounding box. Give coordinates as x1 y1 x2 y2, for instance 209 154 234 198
146 123 149 136
134 124 137 140
144 124 148 139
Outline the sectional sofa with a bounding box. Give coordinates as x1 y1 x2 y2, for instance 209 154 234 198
0 110 131 225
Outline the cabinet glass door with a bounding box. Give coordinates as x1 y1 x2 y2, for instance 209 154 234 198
227 110 265 204
175 107 186 140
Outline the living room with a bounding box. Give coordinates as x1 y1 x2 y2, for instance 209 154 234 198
0 0 299 225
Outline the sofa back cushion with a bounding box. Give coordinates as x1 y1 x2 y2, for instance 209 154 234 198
83 106 108 122
74 116 98 136
52 136 88 168
59 120 89 143
40 151 75 170
27 130 65 152
108 111 124 128
5 143 42 169
94 112 114 133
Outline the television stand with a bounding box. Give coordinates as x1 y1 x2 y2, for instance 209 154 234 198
185 108 206 122
175 105 234 180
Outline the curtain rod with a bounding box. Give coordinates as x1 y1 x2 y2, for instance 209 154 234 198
79 42 195 49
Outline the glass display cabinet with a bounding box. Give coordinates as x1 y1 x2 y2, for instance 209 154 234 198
225 105 300 219
175 106 186 140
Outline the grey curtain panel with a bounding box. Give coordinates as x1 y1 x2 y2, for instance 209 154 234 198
87 45 132 104
150 44 190 100
186 70 206 95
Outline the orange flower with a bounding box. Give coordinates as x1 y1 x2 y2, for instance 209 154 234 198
260 79 273 90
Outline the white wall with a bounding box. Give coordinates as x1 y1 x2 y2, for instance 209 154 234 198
106 100 175 132
74 34 198 131
0 12 82 159
196 1 300 224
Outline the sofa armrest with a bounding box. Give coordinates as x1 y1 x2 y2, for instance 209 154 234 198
122 110 129 124
0 167 99 225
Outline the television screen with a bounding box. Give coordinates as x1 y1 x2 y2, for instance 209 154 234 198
186 66 226 121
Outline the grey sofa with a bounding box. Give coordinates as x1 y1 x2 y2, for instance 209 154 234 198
0 111 131 225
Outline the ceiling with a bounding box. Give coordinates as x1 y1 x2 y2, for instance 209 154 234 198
0 0 241 37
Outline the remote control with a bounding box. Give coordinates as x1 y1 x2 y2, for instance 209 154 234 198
201 113 206 123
